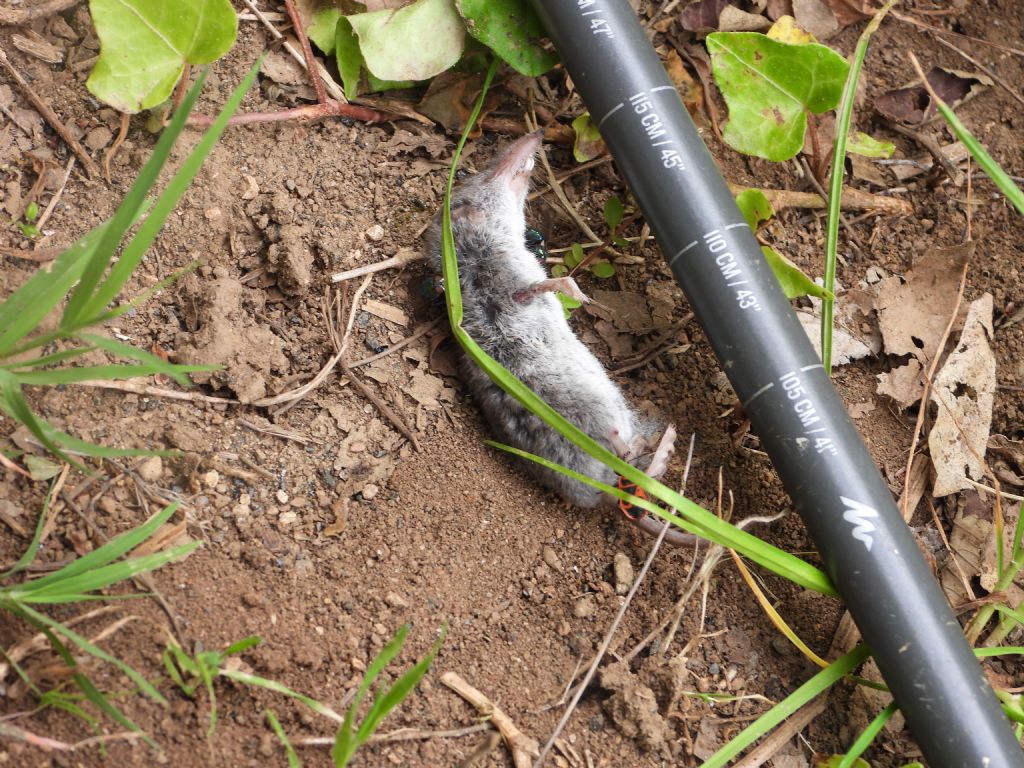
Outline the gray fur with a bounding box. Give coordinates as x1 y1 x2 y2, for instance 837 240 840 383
426 133 643 507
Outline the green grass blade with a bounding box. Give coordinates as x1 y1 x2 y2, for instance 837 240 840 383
79 333 215 384
333 624 410 766
491 440 831 592
12 503 178 592
930 102 1024 217
61 71 210 328
220 669 344 722
0 221 113 356
1 473 58 578
1 347 94 371
975 646 1024 658
440 61 836 598
0 369 79 466
838 701 897 767
266 709 302 768
18 543 199 602
354 627 446 745
993 604 1024 627
81 60 260 322
702 645 871 767
822 1 895 375
73 671 155 748
17 603 166 702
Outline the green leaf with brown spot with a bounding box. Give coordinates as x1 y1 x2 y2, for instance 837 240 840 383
706 32 849 161
455 0 557 76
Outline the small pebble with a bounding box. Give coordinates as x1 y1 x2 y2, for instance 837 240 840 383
361 483 379 500
278 510 297 526
275 489 289 504
365 224 385 241
613 552 634 595
202 470 220 489
83 125 112 151
542 545 563 572
136 456 162 483
573 595 596 618
385 592 409 609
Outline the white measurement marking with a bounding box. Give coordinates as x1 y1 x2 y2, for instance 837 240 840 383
598 102 624 129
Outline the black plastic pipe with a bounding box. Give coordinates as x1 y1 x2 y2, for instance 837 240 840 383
529 2 1023 766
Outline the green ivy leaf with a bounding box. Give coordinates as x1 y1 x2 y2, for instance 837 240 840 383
348 0 465 82
551 263 568 277
590 260 616 279
734 188 774 231
762 246 832 300
603 196 624 232
335 18 362 101
308 7 342 54
86 0 237 113
565 243 584 269
571 113 606 162
706 32 849 161
455 0 557 76
847 131 896 158
557 292 582 318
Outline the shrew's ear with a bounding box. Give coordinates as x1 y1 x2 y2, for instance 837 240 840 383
451 199 485 226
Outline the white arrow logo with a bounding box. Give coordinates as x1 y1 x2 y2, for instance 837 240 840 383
840 496 879 551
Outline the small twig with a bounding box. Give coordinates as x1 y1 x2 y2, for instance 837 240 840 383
0 46 99 177
187 99 392 128
933 36 1024 110
297 723 492 747
725 182 912 215
74 379 239 405
0 606 121 682
891 11 1024 59
534 437 700 767
525 113 603 245
457 731 504 768
103 112 130 183
350 317 443 368
236 418 310 445
283 0 326 105
240 0 344 102
331 281 422 451
442 672 539 768
732 699 827 768
0 0 81 25
798 156 865 256
887 121 963 186
36 156 75 230
331 249 423 283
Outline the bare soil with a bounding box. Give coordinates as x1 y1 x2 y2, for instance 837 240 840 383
0 2 1022 767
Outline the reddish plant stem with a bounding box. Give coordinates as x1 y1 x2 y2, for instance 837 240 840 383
186 100 392 127
283 0 327 105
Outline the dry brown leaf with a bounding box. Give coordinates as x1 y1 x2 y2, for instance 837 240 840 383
874 243 972 363
718 5 771 31
664 49 704 114
260 48 307 87
130 521 191 558
363 299 409 326
876 357 923 408
792 0 838 39
797 289 880 366
875 68 993 125
929 294 995 497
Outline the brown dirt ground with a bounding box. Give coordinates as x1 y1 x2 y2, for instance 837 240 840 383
1 1 1023 767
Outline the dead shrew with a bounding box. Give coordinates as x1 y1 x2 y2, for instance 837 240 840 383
426 132 696 547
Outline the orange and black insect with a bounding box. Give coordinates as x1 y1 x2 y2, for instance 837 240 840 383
616 476 648 522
